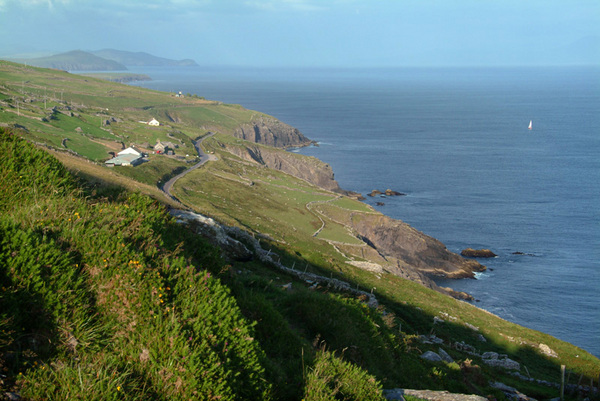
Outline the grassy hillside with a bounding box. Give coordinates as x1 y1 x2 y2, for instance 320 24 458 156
0 60 266 162
0 61 599 400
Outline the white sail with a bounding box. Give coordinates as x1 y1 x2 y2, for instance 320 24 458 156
528 120 532 130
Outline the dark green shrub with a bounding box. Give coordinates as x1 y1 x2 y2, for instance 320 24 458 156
304 349 385 401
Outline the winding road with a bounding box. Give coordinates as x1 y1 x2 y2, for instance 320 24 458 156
161 132 216 205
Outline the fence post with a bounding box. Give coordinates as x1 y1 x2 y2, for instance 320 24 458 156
560 365 566 401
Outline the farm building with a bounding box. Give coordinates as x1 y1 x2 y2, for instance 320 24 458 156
104 153 143 167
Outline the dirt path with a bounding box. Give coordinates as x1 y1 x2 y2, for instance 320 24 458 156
161 132 216 204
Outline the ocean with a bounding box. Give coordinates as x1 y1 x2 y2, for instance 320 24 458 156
129 66 600 358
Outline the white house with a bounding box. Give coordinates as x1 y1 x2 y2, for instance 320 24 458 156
148 118 160 126
118 147 142 157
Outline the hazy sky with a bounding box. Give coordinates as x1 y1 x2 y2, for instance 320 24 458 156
1 0 598 67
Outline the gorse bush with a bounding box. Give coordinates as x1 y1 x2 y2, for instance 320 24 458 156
0 129 272 400
304 349 385 401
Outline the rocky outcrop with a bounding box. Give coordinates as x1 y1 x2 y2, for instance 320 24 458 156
482 352 520 370
385 189 405 196
233 116 314 148
461 248 497 258
222 142 343 193
350 214 486 280
368 189 406 197
170 210 253 262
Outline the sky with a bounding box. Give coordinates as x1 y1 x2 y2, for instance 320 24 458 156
1 0 599 67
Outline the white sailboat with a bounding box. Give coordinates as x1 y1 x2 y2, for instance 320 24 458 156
528 120 532 130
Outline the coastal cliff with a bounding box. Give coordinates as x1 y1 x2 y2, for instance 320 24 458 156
222 141 343 193
216 139 486 295
233 116 314 148
350 213 486 280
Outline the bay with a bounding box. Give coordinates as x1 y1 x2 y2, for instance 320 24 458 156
130 66 600 357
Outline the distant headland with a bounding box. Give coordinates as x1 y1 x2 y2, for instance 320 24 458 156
7 48 198 71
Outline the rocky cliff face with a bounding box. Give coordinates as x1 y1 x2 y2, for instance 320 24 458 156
233 116 314 149
223 142 343 193
349 214 486 280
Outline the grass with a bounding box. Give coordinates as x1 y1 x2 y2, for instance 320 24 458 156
1 60 599 400
0 129 271 400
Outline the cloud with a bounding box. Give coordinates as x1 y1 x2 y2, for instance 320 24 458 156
1 0 71 8
244 0 326 12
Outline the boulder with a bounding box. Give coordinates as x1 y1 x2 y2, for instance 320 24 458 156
368 189 383 197
438 348 454 363
389 389 488 401
461 248 497 258
421 351 443 363
538 343 558 358
482 351 499 360
490 381 535 401
170 210 253 262
483 357 520 371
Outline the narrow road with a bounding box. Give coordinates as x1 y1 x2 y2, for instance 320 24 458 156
161 132 216 204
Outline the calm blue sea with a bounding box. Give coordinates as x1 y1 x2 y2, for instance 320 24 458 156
130 66 600 358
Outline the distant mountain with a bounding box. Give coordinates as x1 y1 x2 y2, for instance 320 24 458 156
91 49 198 67
8 49 198 71
13 50 127 71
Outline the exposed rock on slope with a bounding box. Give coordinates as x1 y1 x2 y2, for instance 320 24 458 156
222 142 343 193
233 116 314 148
351 214 486 280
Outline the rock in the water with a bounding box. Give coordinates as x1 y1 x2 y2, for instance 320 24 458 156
461 248 497 258
385 189 406 196
368 189 383 197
